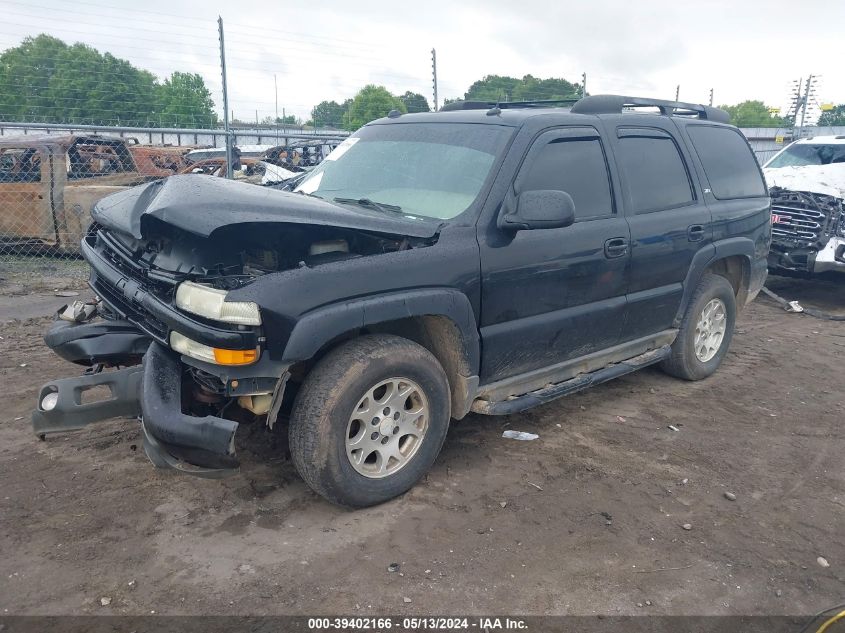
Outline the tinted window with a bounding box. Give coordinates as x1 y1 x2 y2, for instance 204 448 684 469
518 138 613 220
688 125 767 198
616 134 693 214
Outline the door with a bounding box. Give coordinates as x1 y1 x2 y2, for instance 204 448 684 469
609 123 712 341
0 146 56 245
478 127 630 384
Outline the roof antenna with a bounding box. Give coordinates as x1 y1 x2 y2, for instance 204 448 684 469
487 100 502 116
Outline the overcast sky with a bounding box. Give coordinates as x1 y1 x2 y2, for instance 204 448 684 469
1 0 842 124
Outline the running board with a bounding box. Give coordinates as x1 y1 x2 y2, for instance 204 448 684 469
470 345 671 416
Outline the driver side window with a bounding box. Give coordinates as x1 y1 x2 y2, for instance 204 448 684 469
518 137 614 221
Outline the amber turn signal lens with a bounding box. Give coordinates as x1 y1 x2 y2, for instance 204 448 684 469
212 347 258 366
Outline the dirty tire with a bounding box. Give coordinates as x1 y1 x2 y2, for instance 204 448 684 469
289 335 450 508
660 273 736 381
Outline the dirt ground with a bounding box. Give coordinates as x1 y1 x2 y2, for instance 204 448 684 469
0 267 842 617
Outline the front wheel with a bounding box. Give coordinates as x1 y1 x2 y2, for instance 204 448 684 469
288 335 451 507
660 273 736 381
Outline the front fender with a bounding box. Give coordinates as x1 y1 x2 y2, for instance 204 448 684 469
281 288 480 374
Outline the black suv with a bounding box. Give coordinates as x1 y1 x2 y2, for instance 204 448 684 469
33 95 771 507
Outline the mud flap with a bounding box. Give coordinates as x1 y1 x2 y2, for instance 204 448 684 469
32 366 143 438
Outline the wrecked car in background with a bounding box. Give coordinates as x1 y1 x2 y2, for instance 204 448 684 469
32 95 770 507
0 135 191 254
261 140 340 169
259 140 340 185
763 135 845 276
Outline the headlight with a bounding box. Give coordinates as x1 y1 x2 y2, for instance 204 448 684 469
170 331 258 366
175 281 261 326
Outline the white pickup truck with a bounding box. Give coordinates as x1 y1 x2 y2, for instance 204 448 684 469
763 135 845 276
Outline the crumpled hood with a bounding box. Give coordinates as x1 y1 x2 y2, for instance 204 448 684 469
91 174 441 240
764 164 845 199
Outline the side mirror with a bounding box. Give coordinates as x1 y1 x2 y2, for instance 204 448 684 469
499 190 576 231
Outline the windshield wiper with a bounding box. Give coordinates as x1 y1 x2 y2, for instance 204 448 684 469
333 197 403 215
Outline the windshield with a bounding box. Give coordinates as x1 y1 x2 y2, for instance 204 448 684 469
295 122 512 220
767 143 845 168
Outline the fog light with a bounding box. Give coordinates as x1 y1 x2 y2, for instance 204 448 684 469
41 391 59 411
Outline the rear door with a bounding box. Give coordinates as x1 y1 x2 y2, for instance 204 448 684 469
680 122 770 250
0 146 57 246
606 119 711 341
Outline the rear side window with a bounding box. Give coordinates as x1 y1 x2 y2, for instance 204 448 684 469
616 133 693 214
518 138 613 220
0 148 41 183
688 125 767 199
67 139 134 180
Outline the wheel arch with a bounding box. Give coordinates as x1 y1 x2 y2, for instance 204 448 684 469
282 289 480 419
675 238 755 326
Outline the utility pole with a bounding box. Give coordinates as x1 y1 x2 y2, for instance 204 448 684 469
274 73 279 140
709 88 714 107
786 77 803 134
218 16 233 179
431 48 438 111
799 74 816 129
582 72 587 98
675 85 680 101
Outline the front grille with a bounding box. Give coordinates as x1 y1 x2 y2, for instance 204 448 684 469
771 189 842 247
87 230 174 344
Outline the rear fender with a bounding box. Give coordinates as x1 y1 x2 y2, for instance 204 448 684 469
674 238 756 325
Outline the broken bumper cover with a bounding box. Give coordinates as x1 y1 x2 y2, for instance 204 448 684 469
140 342 240 477
812 236 845 274
33 336 243 478
769 237 845 275
45 318 150 366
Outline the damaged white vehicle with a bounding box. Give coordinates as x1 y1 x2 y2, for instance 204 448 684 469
763 136 845 276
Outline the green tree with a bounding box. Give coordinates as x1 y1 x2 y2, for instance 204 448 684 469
158 72 216 127
817 105 845 127
259 114 300 126
343 85 405 131
719 100 787 127
464 74 581 103
311 100 345 128
398 91 430 113
0 34 217 127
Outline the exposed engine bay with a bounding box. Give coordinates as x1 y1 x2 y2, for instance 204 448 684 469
99 219 426 289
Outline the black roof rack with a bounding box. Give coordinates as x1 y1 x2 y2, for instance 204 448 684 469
439 94 731 124
440 98 578 112
570 95 730 123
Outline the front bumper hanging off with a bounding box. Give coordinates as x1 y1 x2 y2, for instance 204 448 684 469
33 321 246 478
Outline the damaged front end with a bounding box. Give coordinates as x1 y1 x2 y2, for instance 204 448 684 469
768 187 845 275
33 175 438 477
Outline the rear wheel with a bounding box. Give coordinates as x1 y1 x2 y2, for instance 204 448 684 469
288 335 450 507
660 273 736 381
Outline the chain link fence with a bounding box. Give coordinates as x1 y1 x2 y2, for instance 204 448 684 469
0 124 347 288
1 6 842 285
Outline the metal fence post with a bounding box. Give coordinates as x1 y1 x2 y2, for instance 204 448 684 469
218 16 234 179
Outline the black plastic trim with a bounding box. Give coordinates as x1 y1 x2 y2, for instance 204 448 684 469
141 342 239 460
82 235 258 351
